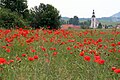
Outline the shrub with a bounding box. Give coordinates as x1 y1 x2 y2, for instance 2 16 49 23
0 8 27 29
29 3 61 29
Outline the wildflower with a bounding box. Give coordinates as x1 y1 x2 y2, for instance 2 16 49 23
22 54 27 57
118 50 120 53
31 49 36 53
70 52 73 54
0 58 6 65
79 51 84 56
16 57 21 61
94 55 101 60
6 49 11 53
118 42 120 45
74 45 79 49
44 53 49 57
40 46 46 51
9 60 14 63
34 55 38 59
111 43 116 47
98 44 102 48
84 56 91 62
53 52 58 56
67 47 71 50
2 46 6 49
98 59 105 64
28 57 34 61
112 67 116 71
97 38 102 43
114 69 120 73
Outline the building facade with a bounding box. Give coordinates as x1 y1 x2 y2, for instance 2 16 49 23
90 10 99 28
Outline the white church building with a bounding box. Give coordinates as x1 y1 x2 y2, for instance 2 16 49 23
90 10 99 28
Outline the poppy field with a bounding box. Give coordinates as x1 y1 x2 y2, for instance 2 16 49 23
0 28 120 80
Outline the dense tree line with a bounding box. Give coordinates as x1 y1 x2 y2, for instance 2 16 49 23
29 3 61 29
0 0 29 19
0 0 61 29
68 16 79 25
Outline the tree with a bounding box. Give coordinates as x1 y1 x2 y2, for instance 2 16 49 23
0 8 27 29
73 16 79 25
0 0 29 19
98 23 102 29
69 18 73 24
60 19 67 25
79 20 91 29
30 3 61 29
68 16 79 25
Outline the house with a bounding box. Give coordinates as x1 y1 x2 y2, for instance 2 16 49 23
61 24 80 30
116 24 120 29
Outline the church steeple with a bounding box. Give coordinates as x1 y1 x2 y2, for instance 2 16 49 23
90 10 98 28
92 10 95 17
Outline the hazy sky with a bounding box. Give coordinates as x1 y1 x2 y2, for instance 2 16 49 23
27 0 120 18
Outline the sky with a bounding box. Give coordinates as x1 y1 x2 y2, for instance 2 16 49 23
27 0 120 18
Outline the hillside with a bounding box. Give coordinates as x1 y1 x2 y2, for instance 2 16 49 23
111 12 120 18
61 11 120 26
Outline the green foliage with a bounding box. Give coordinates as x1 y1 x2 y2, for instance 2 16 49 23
1 29 120 80
68 16 79 25
80 20 91 29
0 0 29 19
0 8 27 29
98 23 102 29
60 19 67 25
29 3 61 29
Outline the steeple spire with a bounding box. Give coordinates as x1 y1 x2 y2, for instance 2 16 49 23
92 10 95 17
93 10 95 14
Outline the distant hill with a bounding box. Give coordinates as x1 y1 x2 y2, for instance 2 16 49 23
61 17 120 22
61 11 120 24
61 17 70 21
111 12 120 18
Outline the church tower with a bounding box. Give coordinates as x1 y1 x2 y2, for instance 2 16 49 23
90 10 97 28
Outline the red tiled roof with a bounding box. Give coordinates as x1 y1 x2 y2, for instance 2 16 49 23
61 24 80 30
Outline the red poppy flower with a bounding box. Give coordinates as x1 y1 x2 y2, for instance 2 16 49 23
98 59 105 64
70 52 73 54
2 46 6 49
22 54 27 57
98 44 102 48
31 49 36 53
84 56 91 62
0 58 6 64
34 55 38 59
111 43 116 47
112 67 116 71
118 50 120 53
28 57 34 61
9 60 14 63
94 56 101 60
114 69 120 73
40 46 46 52
74 45 79 49
79 51 84 56
53 52 58 56
97 38 102 43
67 47 71 50
6 49 11 53
16 57 21 61
44 53 49 57
118 42 120 45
